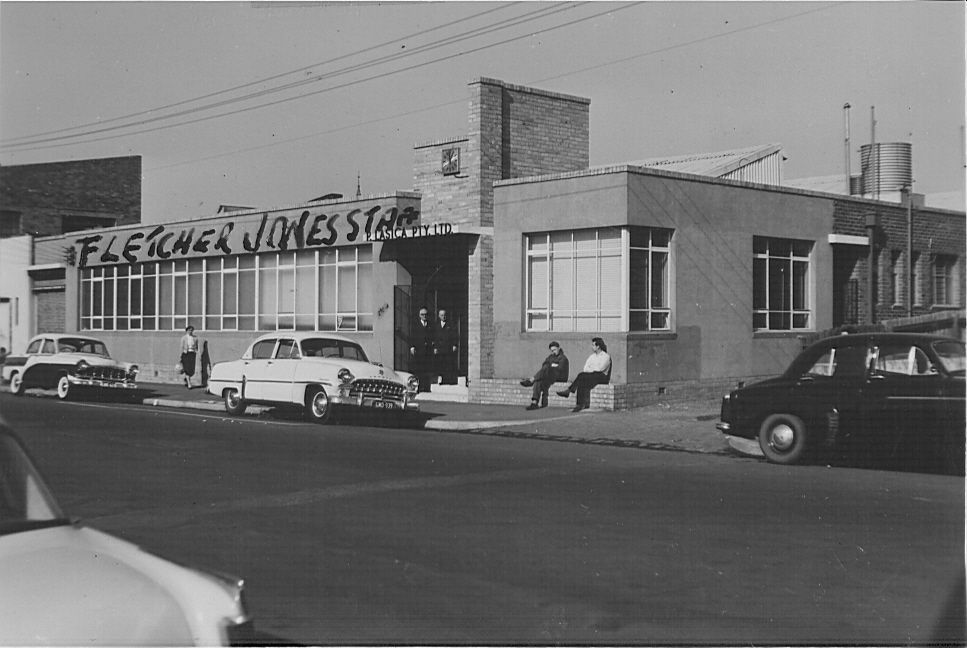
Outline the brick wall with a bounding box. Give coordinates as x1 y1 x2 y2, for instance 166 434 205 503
473 375 761 410
833 198 965 323
464 78 591 384
0 156 141 237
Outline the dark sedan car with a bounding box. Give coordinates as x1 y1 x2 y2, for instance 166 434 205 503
717 332 965 473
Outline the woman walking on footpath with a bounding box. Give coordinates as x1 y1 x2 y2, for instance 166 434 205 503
179 326 199 389
557 337 611 412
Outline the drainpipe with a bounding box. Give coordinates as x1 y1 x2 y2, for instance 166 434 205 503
905 187 916 317
866 212 878 324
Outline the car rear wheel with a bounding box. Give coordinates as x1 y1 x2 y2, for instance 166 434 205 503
224 388 247 416
9 372 25 396
56 375 73 401
305 386 331 424
758 413 808 465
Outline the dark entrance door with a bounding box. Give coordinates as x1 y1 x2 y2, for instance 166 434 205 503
385 235 472 381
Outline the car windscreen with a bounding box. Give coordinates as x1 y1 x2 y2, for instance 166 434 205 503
932 340 966 376
56 338 110 357
0 435 68 536
300 339 369 362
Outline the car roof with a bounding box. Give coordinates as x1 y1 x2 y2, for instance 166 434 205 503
249 332 357 345
28 333 106 344
811 332 963 349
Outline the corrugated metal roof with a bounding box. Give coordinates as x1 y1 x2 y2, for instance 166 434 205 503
625 143 783 178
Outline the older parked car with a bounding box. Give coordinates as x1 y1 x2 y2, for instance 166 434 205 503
0 422 253 645
207 332 420 422
717 332 965 473
2 334 138 401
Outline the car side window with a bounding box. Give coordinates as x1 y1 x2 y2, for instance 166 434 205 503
831 345 868 377
25 340 42 354
40 340 56 354
276 339 300 359
251 340 276 359
873 343 935 377
805 350 836 376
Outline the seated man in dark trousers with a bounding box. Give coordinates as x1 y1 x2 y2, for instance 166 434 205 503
557 337 611 412
520 341 569 410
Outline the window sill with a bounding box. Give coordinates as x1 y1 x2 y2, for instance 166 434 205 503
752 330 814 339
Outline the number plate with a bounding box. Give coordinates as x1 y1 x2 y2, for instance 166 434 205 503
369 399 399 410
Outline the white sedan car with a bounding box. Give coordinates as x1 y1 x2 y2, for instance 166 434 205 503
0 423 253 645
207 332 420 423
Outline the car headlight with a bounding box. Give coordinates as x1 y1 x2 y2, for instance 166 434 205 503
338 368 354 384
75 360 90 374
407 375 419 391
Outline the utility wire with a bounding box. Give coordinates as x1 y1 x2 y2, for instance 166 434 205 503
1 3 583 149
147 2 844 173
0 2 523 145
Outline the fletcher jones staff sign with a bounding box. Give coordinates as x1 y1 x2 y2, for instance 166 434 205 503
70 204 450 269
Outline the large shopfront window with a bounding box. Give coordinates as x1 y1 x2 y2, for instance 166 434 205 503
525 226 672 332
81 246 373 332
753 236 813 331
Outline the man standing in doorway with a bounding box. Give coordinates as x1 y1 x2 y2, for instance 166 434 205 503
409 306 435 392
434 308 458 385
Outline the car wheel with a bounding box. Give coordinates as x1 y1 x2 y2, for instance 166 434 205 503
224 388 247 416
9 372 25 396
56 375 73 401
757 413 809 465
305 386 331 424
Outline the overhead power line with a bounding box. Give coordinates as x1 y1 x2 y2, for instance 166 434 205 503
0 2 522 145
0 2 586 150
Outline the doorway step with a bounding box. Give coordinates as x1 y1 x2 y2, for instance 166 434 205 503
416 381 469 403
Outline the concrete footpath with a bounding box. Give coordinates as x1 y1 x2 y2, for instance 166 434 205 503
6 381 763 458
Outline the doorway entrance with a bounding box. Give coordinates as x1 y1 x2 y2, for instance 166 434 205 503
384 235 472 381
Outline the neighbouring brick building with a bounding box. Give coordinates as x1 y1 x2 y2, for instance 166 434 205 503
0 155 141 354
10 79 966 408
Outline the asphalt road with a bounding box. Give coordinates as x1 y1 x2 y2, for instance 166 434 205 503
2 392 964 646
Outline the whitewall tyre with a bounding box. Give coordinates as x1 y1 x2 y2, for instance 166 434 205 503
224 388 247 416
9 372 24 396
305 387 332 424
56 375 73 401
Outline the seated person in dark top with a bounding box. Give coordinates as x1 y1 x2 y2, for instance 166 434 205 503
520 341 569 410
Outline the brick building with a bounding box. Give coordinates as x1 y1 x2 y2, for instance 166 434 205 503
0 156 141 354
0 156 141 238
12 79 966 407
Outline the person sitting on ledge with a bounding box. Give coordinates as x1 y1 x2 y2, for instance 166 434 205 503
557 337 611 412
520 341 569 410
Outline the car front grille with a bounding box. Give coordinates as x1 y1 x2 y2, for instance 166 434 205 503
350 379 405 402
79 366 129 381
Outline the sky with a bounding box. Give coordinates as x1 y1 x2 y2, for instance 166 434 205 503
1 1 964 223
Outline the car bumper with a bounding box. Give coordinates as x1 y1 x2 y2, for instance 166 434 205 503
69 376 137 389
329 393 420 412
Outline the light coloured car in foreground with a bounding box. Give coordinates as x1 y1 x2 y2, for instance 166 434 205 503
207 332 420 422
0 423 253 645
2 334 138 400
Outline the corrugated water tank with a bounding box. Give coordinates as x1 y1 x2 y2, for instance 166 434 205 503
860 142 912 194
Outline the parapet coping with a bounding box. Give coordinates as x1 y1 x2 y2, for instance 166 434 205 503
470 77 591 106
494 165 966 217
414 135 470 150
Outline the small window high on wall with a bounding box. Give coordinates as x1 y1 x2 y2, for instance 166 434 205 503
524 227 673 333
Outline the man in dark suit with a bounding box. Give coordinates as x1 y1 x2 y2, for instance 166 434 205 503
408 306 435 392
433 308 458 385
520 341 569 409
